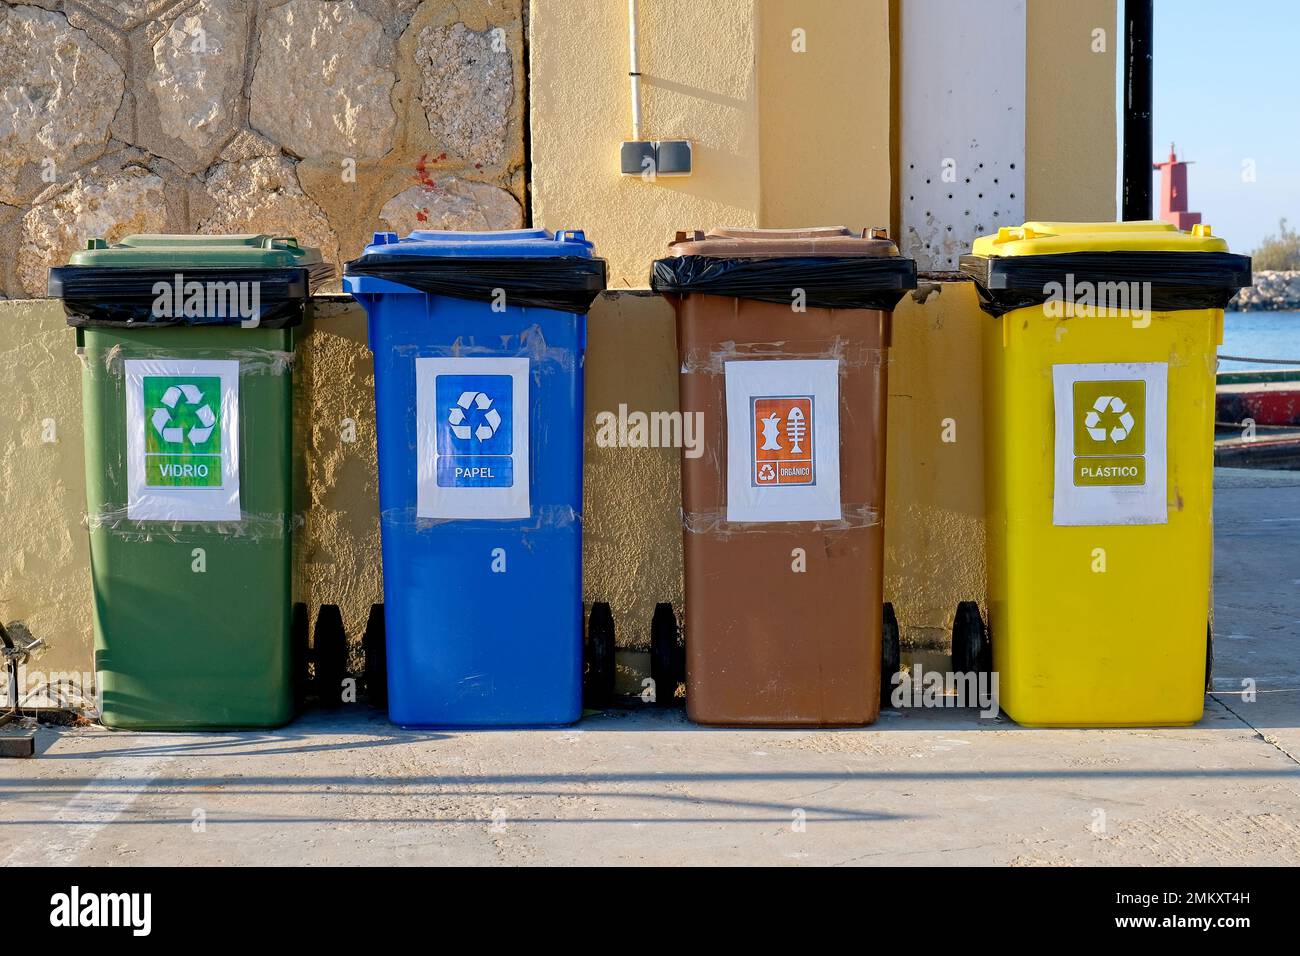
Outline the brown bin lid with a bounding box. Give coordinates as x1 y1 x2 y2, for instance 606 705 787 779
668 226 899 258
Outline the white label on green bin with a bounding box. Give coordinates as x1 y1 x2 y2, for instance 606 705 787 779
415 356 530 520
125 358 241 521
724 359 841 523
1053 362 1167 526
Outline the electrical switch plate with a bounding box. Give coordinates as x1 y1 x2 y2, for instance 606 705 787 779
620 140 693 177
654 140 692 176
620 141 656 176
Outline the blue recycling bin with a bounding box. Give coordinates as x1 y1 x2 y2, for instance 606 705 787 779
344 229 604 726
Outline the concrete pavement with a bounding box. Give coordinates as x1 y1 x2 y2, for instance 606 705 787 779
2 469 1297 866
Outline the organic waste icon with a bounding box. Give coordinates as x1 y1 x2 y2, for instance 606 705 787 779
751 395 815 487
1083 394 1135 444
784 405 807 453
448 391 502 442
758 407 808 453
150 383 217 446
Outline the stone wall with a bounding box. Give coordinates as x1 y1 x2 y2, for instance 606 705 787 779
1232 271 1300 312
0 0 526 297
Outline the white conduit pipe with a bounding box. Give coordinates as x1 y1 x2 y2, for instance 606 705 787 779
628 0 643 140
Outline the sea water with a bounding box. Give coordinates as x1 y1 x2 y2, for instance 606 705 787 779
1220 311 1300 372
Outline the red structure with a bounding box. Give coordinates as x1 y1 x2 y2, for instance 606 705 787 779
1153 144 1202 230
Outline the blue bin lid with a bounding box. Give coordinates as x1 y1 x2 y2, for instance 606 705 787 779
360 228 595 259
344 227 606 310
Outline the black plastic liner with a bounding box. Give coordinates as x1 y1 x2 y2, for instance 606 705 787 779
650 255 917 311
344 254 608 313
959 251 1252 317
50 265 335 328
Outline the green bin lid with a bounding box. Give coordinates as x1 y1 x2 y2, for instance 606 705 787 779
51 234 333 329
67 234 325 270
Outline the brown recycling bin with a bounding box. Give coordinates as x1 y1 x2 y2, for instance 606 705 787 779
653 227 916 726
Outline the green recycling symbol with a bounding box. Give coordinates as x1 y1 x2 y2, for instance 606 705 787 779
150 382 217 447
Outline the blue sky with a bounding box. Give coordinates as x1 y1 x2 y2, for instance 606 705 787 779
1145 0 1299 252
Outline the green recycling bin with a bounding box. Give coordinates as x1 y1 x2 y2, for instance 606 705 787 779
49 235 331 729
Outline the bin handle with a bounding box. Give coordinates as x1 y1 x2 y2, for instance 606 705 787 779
260 236 301 250
995 225 1034 244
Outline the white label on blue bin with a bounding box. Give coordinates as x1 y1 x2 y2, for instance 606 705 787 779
416 357 530 520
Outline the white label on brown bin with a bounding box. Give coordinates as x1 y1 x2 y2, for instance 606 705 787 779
724 359 841 523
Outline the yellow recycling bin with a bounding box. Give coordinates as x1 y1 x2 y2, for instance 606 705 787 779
961 222 1251 727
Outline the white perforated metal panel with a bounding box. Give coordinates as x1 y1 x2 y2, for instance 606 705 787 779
900 0 1026 271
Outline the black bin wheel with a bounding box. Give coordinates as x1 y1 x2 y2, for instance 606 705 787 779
952 601 991 676
312 604 348 708
1205 620 1214 693
881 602 901 709
650 603 682 706
584 602 616 710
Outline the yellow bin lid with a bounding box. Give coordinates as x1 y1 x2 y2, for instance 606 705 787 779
960 222 1252 317
970 220 1230 257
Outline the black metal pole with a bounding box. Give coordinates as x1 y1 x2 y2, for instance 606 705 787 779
1122 0 1154 220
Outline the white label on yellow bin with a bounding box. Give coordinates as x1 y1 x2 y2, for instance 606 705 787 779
125 358 241 522
1053 362 1167 526
725 359 841 523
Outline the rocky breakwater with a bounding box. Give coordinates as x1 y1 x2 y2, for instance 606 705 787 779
1232 271 1300 311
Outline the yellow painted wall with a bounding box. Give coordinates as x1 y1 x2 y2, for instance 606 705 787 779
293 298 383 671
0 293 688 693
531 0 1117 653
0 297 391 700
585 281 998 655
529 0 761 287
303 292 691 674
0 299 91 696
529 0 895 284
3 1 1119 695
883 281 988 647
880 1 1118 646
1026 0 1118 221
581 292 684 682
757 1 893 229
